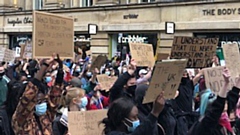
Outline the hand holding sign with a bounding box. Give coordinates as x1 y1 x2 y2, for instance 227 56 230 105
151 92 165 118
222 67 230 83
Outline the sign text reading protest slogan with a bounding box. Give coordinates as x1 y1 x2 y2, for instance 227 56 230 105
170 37 219 68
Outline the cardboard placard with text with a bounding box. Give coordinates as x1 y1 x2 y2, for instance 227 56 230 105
143 59 187 104
129 43 155 67
222 43 240 77
157 53 169 61
90 55 107 71
97 74 118 91
170 37 219 68
20 42 33 58
0 47 15 62
204 66 238 94
68 110 107 135
33 11 74 59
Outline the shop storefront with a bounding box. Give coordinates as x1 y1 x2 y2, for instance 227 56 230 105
110 33 158 59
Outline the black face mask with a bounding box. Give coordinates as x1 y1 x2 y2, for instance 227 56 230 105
127 85 137 96
0 72 5 77
181 77 189 85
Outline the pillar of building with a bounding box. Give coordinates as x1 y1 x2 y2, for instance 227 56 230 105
0 34 9 48
90 32 109 57
72 0 80 7
24 0 33 10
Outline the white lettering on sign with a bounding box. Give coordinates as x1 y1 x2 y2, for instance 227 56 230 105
118 35 147 43
221 41 240 48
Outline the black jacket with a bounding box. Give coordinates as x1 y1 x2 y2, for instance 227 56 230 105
188 86 240 135
107 113 158 135
109 72 134 103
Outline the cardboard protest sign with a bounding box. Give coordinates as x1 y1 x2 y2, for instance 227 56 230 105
33 11 74 59
170 37 219 68
156 53 169 61
90 55 107 71
0 47 15 62
204 66 238 94
20 41 33 58
68 110 107 135
222 43 240 77
143 59 187 104
15 47 21 57
97 74 118 91
129 43 155 67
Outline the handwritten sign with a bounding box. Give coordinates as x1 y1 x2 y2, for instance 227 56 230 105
170 37 219 68
204 66 237 94
0 47 15 62
90 55 107 71
223 43 240 77
20 41 32 58
68 110 107 135
129 43 155 67
143 59 187 104
97 74 118 91
33 11 74 59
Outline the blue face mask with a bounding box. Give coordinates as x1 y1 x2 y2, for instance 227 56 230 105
35 102 47 116
76 68 81 72
86 72 92 77
78 97 88 108
124 118 140 132
45 77 52 83
105 71 111 76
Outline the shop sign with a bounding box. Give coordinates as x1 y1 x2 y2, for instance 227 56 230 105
202 8 240 16
7 17 32 26
74 36 91 42
118 35 147 43
221 41 240 48
123 14 138 19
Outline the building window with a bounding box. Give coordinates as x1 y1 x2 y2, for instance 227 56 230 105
111 33 157 60
33 0 43 10
9 35 32 50
82 0 92 7
138 0 155 3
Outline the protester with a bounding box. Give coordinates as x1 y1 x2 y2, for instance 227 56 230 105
53 87 87 135
101 92 165 135
188 67 240 135
12 54 64 134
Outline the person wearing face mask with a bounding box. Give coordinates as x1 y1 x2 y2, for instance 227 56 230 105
72 65 81 77
52 87 87 135
109 59 137 103
12 54 64 135
101 92 165 135
172 69 203 135
87 88 109 110
0 66 8 106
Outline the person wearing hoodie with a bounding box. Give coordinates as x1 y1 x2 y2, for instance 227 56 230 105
109 59 137 103
188 67 240 135
172 69 203 135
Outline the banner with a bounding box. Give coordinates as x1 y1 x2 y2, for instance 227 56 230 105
33 11 74 59
222 43 240 77
129 43 155 67
170 37 219 68
68 110 107 135
143 59 187 103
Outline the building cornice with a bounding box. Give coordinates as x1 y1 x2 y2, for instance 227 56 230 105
0 0 239 16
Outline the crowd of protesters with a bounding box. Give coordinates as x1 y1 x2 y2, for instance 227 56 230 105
0 52 239 135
